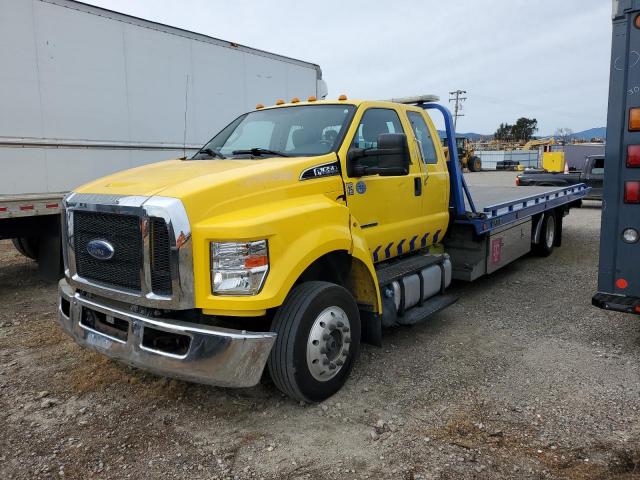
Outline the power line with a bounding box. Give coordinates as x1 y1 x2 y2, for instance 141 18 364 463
449 90 467 131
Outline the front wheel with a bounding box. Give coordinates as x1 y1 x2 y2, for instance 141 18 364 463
268 281 361 402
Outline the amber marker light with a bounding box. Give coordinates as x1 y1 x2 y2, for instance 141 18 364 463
308 95 317 102
255 103 264 109
338 94 347 101
276 99 285 105
629 107 640 131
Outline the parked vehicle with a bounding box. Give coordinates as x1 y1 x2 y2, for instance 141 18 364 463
516 155 604 200
0 0 326 278
57 94 588 401
442 136 482 171
593 1 640 315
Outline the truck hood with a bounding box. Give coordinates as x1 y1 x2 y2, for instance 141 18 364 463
74 154 344 221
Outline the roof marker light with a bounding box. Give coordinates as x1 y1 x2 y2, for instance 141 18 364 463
308 95 317 102
276 99 285 105
338 94 347 101
255 103 264 109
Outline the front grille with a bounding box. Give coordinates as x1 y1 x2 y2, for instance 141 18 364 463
150 217 172 296
74 211 142 291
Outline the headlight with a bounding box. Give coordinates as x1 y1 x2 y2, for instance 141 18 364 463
210 240 269 295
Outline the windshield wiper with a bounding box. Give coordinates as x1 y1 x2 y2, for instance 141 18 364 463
232 148 289 157
194 147 226 159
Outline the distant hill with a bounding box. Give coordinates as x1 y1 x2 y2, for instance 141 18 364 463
569 127 606 141
437 131 486 141
437 127 606 142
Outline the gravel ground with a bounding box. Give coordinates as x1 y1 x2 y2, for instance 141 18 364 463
2 171 640 480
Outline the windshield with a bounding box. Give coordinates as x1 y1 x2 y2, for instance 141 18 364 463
194 104 355 159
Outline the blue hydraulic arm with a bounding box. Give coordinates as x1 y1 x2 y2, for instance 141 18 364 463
419 103 476 218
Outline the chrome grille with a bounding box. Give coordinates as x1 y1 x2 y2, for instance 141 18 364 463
150 217 172 296
73 211 142 291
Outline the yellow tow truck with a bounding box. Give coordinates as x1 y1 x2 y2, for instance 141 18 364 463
58 95 588 401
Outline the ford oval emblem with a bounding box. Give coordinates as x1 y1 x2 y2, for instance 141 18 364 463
86 239 115 260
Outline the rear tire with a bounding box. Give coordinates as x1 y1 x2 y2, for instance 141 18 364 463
268 281 361 402
12 237 39 261
533 213 556 257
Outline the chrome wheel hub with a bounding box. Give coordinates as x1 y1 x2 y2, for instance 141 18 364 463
306 306 351 381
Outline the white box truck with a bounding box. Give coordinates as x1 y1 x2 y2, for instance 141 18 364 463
0 0 327 278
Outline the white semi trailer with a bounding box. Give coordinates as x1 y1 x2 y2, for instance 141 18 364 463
0 0 327 278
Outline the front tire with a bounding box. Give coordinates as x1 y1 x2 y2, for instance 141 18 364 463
268 281 361 402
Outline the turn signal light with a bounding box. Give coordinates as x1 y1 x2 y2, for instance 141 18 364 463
628 145 640 167
630 108 640 131
624 181 640 203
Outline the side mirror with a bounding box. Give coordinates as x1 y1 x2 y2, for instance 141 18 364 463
348 133 410 177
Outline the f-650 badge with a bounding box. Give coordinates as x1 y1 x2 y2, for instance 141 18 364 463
300 162 340 180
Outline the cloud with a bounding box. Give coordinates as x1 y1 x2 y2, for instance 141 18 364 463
84 0 612 134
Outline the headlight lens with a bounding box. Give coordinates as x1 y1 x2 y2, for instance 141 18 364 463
210 240 269 295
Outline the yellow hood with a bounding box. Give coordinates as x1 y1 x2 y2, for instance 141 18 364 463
74 154 344 222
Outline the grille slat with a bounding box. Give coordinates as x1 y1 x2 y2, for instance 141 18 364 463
74 211 142 291
150 217 173 296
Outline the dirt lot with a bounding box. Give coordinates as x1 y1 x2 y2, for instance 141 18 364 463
2 172 640 479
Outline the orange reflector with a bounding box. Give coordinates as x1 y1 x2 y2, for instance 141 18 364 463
630 108 640 131
625 181 640 203
276 99 285 105
338 94 347 101
244 255 268 268
308 95 317 102
255 103 264 109
636 14 640 29
291 97 300 103
616 278 629 289
628 145 640 167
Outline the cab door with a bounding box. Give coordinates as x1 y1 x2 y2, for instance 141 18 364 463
341 105 427 263
406 109 450 242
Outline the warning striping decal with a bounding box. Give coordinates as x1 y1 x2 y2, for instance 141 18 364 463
371 229 443 262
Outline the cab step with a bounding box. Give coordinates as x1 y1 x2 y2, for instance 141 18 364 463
397 294 458 325
376 254 443 286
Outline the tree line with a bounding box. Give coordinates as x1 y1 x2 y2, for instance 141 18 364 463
494 118 538 142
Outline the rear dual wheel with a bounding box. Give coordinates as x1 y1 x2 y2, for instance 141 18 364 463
533 213 556 257
268 281 361 402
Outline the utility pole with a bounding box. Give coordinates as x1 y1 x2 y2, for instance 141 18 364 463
448 90 467 131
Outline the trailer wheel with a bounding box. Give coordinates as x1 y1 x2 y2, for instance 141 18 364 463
469 156 482 172
268 281 360 402
533 213 556 257
11 237 39 261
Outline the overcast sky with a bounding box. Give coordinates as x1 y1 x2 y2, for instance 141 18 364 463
85 0 612 136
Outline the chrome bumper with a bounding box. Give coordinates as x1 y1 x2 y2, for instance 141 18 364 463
58 279 276 388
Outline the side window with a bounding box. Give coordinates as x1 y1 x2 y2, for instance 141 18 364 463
352 108 404 150
407 111 438 164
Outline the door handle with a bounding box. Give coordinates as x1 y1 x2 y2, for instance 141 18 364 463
414 177 422 196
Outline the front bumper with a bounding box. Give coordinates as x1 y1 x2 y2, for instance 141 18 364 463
58 279 276 388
